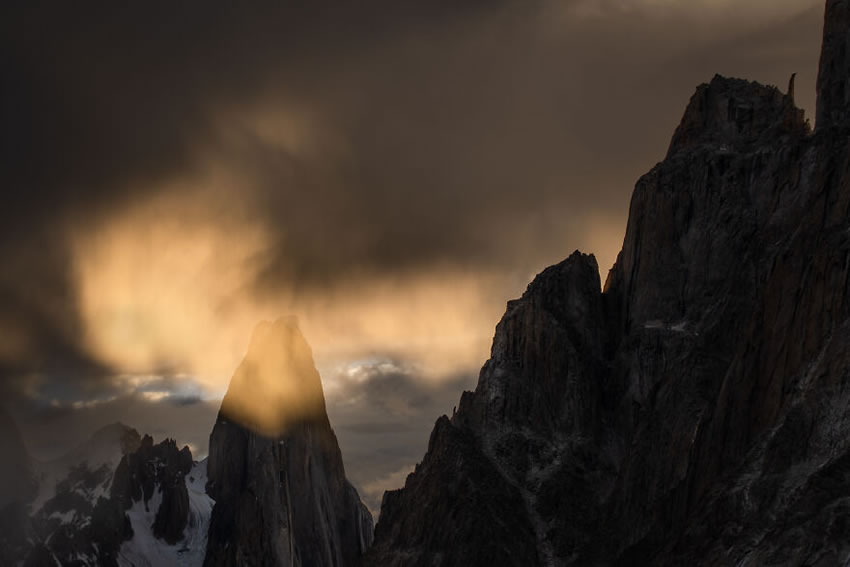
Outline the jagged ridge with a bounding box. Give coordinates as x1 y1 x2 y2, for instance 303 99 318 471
366 2 850 565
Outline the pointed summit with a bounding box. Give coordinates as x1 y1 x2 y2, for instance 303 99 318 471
666 75 807 158
204 317 372 567
219 317 327 437
816 0 850 129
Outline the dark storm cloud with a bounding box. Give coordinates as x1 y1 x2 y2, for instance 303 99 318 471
0 0 503 382
0 0 825 387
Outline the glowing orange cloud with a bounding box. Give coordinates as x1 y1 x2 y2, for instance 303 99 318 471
69 187 509 395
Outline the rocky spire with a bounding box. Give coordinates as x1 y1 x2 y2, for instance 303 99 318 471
217 316 328 438
816 0 850 129
666 75 807 158
204 318 372 567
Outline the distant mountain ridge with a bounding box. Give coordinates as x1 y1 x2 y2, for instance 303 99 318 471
0 418 213 566
0 318 372 567
365 1 850 565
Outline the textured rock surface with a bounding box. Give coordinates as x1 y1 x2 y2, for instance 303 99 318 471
667 74 808 157
5 422 140 566
111 434 194 545
366 3 850 566
817 0 850 129
204 317 372 567
0 420 206 567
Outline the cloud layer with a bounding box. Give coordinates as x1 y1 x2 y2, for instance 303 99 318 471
0 0 827 503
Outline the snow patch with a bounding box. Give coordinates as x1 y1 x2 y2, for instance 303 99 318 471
117 459 214 567
48 510 77 525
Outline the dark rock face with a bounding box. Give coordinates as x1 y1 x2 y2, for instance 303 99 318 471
203 318 373 567
3 421 204 566
367 253 620 567
667 74 808 157
373 416 542 567
817 0 850 129
111 434 194 545
366 3 850 566
9 422 141 567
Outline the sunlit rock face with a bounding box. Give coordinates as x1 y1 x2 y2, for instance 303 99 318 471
366 2 850 565
218 317 327 438
204 317 372 567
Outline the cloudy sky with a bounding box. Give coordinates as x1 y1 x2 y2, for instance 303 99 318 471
1 0 825 514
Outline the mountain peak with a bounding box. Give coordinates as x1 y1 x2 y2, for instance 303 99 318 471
816 0 850 129
219 316 327 437
205 319 373 566
367 3 850 565
667 74 808 158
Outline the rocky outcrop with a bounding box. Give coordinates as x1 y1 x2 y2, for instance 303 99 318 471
367 253 619 567
0 421 209 567
17 422 140 567
115 441 213 566
203 317 372 567
366 2 850 565
667 74 808 157
816 0 850 129
111 434 194 545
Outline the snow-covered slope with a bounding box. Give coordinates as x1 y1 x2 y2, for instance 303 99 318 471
118 459 214 567
21 423 142 566
31 422 139 515
4 425 213 566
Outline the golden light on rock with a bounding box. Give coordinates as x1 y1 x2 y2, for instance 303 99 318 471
219 317 327 437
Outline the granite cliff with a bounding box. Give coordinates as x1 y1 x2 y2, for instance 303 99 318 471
366 1 850 565
203 317 373 567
